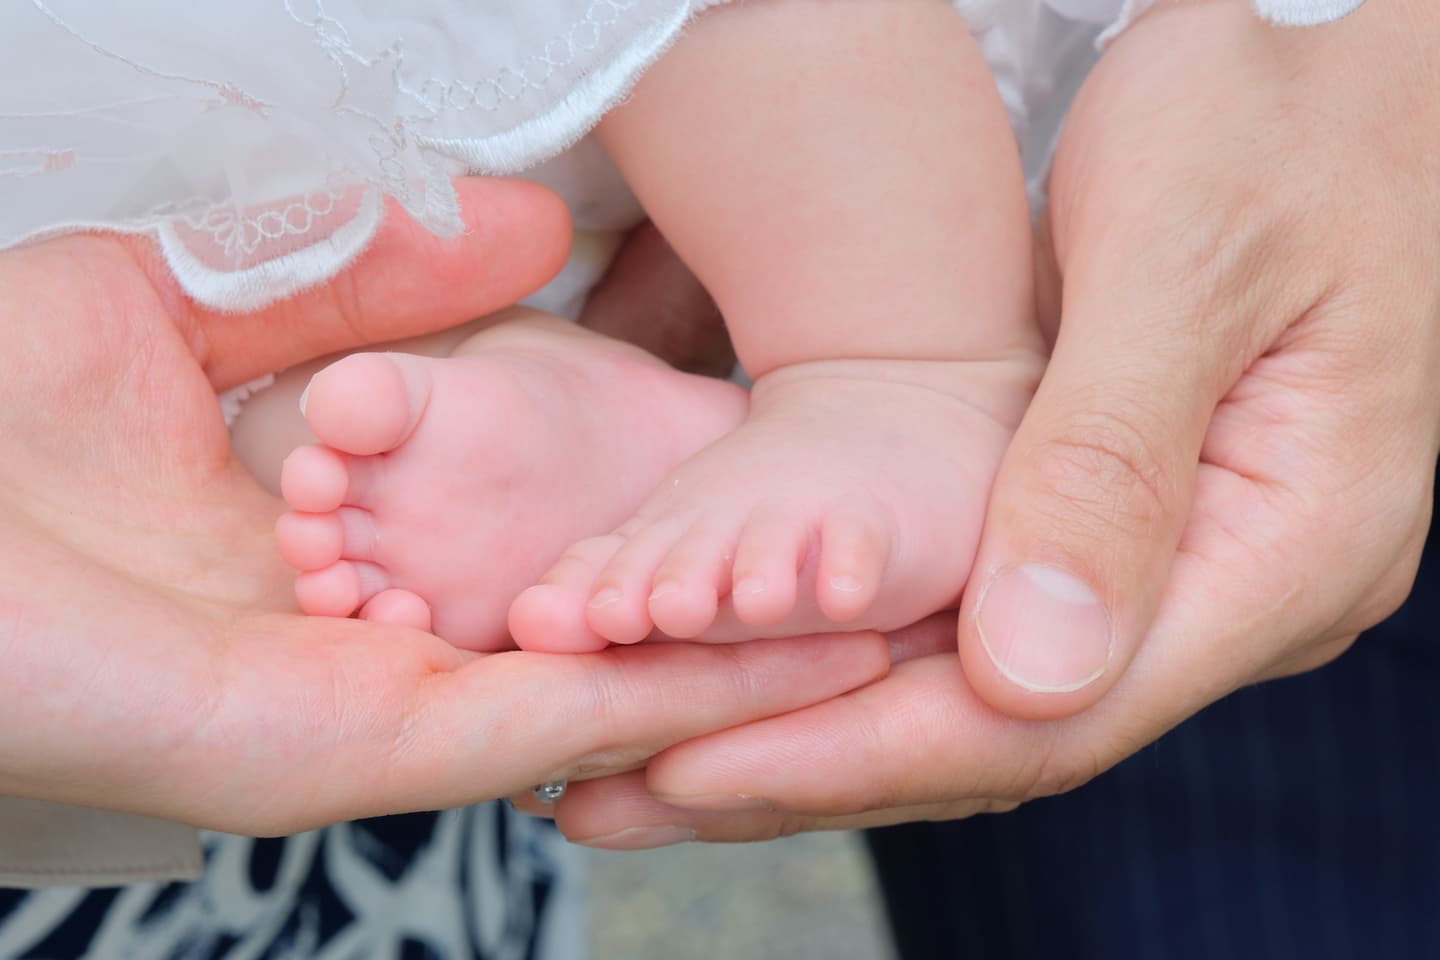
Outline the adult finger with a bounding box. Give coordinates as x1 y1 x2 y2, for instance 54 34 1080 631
554 434 1423 835
531 525 1288 835
555 770 1012 849
125 178 573 391
953 49 1336 720
141 621 889 835
508 615 960 827
547 617 1052 825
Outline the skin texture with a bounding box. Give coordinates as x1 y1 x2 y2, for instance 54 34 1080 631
533 0 1440 844
512 0 1041 646
274 314 749 649
276 0 1042 652
580 221 736 379
0 178 891 835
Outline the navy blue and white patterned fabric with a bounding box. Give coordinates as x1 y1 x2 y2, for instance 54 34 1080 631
0 806 584 959
868 477 1440 960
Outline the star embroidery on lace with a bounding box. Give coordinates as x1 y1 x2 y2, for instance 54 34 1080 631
214 83 269 115
0 149 76 178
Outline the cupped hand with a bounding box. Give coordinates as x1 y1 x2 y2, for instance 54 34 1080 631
0 178 888 835
541 0 1440 842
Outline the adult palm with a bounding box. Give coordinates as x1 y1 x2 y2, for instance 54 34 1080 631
0 179 888 835
548 0 1440 842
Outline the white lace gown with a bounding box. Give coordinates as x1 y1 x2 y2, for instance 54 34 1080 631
0 0 1032 314
0 0 1363 315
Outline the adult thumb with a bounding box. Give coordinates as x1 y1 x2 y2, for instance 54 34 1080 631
957 248 1238 720
183 177 572 392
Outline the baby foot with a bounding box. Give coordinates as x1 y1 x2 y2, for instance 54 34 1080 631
511 357 1041 646
276 316 746 651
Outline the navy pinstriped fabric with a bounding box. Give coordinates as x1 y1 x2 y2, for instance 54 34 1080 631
869 487 1440 960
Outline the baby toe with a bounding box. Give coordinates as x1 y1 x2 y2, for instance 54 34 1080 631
509 584 609 653
586 525 686 645
510 536 625 652
816 514 890 623
303 352 433 456
280 445 350 513
294 560 390 618
729 510 807 627
647 525 735 639
360 588 433 633
275 511 344 571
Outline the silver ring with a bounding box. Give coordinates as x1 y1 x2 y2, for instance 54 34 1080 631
533 780 568 803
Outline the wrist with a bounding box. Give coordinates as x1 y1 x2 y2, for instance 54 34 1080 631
1108 0 1440 167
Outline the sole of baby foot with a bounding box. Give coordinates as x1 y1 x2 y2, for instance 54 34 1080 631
276 314 747 652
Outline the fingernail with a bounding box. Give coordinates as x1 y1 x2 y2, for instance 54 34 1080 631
975 564 1111 693
734 577 766 596
588 588 621 609
828 575 863 593
580 825 697 851
649 581 680 602
297 381 311 415
659 793 772 812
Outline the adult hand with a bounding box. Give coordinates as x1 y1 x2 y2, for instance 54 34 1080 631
0 178 888 835
540 0 1440 842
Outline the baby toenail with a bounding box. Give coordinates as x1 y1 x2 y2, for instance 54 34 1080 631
649 581 681 602
734 577 767 595
588 588 622 608
829 575 863 593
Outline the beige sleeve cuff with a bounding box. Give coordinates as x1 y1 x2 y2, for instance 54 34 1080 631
0 798 202 888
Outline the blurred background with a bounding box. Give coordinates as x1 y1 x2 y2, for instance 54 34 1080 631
586 831 895 959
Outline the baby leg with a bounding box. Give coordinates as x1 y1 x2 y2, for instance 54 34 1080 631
513 0 1043 645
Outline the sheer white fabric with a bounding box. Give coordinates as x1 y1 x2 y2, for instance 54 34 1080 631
1098 0 1365 41
0 0 733 310
0 0 1358 313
